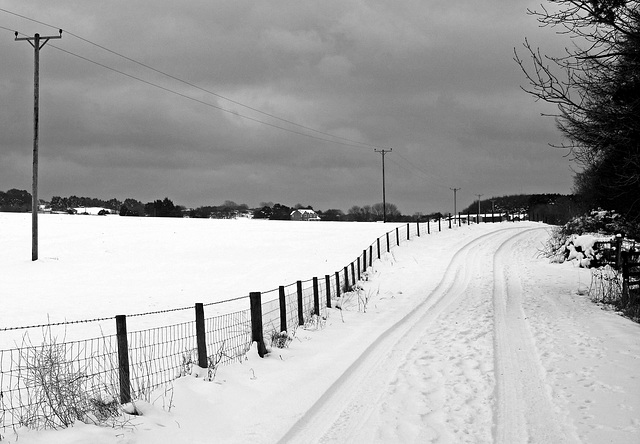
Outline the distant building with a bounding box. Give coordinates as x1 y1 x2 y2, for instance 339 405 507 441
459 213 509 224
290 209 320 221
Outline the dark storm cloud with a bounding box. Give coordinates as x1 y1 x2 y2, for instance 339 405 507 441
0 0 573 213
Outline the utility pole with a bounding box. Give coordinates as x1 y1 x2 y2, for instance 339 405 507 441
450 187 460 219
15 30 62 261
476 193 483 223
374 148 392 222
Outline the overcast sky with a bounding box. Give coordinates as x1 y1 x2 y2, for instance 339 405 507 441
0 0 573 215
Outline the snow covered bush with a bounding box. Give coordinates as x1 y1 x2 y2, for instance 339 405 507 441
561 209 628 237
543 210 635 267
563 234 603 268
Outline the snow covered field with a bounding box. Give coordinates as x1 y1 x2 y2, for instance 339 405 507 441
2 215 639 443
0 213 406 343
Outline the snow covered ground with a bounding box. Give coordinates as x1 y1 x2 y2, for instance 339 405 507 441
2 215 639 443
0 213 407 343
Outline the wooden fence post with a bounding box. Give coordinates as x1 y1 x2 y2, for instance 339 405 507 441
417 221 420 237
427 219 430 234
249 292 267 357
279 286 287 333
386 232 390 252
115 315 131 404
335 271 341 299
325 275 332 308
621 251 630 307
377 238 381 259
615 235 623 269
406 223 410 241
369 245 373 267
344 266 349 291
296 281 304 326
438 218 441 232
363 249 367 272
195 303 207 368
396 227 400 246
357 256 361 280
351 261 356 286
448 214 452 229
313 277 320 316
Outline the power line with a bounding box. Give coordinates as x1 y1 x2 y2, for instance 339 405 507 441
387 153 453 191
64 33 387 150
393 152 455 188
0 23 17 33
0 8 391 152
47 43 376 150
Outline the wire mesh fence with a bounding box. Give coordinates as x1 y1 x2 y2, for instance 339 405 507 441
0 331 120 430
1 221 442 431
127 320 197 399
261 290 282 343
204 310 252 368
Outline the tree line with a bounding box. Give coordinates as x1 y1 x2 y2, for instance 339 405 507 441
0 189 31 212
0 188 581 224
0 189 424 221
516 0 639 236
461 193 581 225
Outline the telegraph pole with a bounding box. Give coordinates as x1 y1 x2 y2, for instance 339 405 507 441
15 30 62 261
374 148 392 222
450 187 460 219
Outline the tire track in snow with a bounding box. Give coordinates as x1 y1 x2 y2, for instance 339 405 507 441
277 226 531 444
492 228 578 444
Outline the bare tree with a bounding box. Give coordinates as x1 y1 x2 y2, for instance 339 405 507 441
515 1 640 224
372 202 400 221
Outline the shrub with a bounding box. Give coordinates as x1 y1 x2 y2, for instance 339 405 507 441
15 330 121 430
560 209 628 238
270 330 294 349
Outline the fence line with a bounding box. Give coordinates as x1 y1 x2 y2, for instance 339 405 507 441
590 237 639 314
1 218 464 431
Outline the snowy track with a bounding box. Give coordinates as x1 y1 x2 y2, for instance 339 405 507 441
492 230 578 444
279 226 548 443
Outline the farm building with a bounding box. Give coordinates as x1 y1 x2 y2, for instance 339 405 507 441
290 209 320 221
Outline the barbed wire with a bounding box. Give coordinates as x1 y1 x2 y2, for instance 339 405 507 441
126 304 194 318
0 295 254 332
203 295 248 307
0 315 113 332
